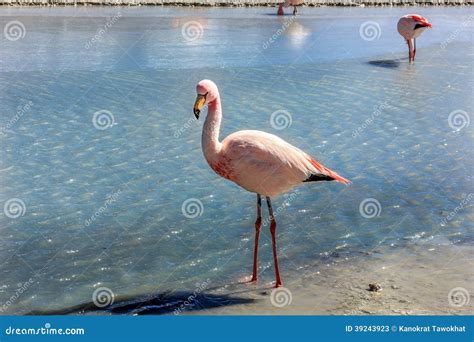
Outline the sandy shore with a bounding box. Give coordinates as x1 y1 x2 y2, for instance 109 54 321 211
196 244 473 315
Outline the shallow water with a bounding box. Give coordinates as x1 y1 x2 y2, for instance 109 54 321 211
0 6 473 314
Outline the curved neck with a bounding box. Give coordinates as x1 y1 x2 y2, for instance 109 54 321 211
202 96 222 163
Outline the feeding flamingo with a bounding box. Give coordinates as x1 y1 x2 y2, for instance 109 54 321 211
193 80 350 287
277 0 303 16
397 14 432 62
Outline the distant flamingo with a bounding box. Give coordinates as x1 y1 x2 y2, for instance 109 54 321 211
397 14 432 62
193 80 350 287
278 0 303 16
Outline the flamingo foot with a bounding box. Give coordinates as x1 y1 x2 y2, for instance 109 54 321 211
239 275 256 284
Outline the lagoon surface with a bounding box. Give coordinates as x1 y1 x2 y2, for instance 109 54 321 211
0 6 473 314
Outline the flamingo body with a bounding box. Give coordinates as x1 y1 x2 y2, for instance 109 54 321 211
397 14 432 40
397 14 432 62
215 130 348 197
193 79 349 287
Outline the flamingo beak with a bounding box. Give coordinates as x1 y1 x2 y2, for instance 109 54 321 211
421 20 432 28
193 94 206 119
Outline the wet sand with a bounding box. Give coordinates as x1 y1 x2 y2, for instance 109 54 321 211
198 244 473 315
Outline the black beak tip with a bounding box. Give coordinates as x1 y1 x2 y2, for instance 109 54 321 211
194 109 200 119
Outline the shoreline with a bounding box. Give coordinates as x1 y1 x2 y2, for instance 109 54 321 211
0 1 472 7
191 244 473 315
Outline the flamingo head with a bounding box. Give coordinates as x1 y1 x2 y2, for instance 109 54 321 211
398 14 432 39
410 14 432 29
194 79 219 119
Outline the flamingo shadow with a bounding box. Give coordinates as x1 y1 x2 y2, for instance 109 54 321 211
264 13 294 16
367 59 407 69
26 290 255 316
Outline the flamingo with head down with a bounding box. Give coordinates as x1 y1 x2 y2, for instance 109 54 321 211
278 0 303 16
193 80 350 287
397 14 432 62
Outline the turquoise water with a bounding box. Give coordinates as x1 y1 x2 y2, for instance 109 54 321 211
0 6 473 314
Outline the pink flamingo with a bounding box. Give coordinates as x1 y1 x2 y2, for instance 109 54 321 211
193 80 350 287
278 0 303 16
397 14 432 63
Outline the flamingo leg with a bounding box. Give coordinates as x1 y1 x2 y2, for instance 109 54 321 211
250 194 262 282
413 38 417 60
293 6 297 15
266 196 282 287
407 38 414 63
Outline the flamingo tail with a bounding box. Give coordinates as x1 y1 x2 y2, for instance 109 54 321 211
306 158 351 185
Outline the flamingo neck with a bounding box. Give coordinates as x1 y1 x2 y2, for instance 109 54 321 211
202 96 222 164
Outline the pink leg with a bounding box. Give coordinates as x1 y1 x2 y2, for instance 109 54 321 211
277 4 284 16
266 197 282 288
250 194 262 282
407 39 414 63
413 38 417 60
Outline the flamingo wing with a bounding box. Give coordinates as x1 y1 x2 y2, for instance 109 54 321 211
218 130 349 197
